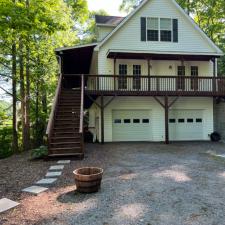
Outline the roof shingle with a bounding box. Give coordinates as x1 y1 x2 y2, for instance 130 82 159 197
95 15 124 26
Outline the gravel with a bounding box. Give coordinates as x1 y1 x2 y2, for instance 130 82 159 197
1 142 225 225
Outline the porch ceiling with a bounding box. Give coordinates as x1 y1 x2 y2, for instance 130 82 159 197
56 44 97 74
107 50 220 61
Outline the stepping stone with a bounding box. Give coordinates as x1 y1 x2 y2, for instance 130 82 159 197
22 186 48 195
46 171 62 177
0 198 19 213
57 160 70 164
49 165 64 170
216 154 225 158
36 178 57 185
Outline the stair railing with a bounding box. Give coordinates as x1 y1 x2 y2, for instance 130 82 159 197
79 74 85 153
46 73 63 147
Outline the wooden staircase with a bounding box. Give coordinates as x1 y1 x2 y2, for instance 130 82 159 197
46 74 84 158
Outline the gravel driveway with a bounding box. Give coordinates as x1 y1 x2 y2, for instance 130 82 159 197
1 142 225 225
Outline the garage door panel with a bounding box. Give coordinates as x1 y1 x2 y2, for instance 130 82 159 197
169 110 203 141
112 110 151 142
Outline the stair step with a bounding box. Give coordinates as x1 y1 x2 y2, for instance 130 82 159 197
51 136 80 141
49 147 82 155
53 126 79 133
50 141 80 145
48 153 84 158
55 118 79 121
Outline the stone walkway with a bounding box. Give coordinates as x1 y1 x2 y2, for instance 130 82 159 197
0 160 70 214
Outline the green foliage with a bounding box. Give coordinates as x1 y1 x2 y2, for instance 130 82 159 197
0 126 13 159
119 0 142 13
30 145 48 160
81 9 108 44
0 0 89 152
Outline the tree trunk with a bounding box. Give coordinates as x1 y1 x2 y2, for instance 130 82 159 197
24 0 31 150
24 44 30 150
19 39 26 151
35 80 40 147
12 42 18 152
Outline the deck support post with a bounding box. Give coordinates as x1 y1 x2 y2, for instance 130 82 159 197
114 57 117 91
212 57 216 93
100 95 104 144
148 58 151 91
164 95 169 144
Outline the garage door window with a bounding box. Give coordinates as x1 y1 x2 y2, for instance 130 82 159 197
187 118 193 123
142 119 150 123
169 119 176 123
114 119 121 123
196 118 202 123
124 119 131 123
133 119 140 123
178 119 185 123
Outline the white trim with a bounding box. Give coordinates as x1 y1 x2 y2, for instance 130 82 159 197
107 49 223 56
95 0 223 55
55 43 98 52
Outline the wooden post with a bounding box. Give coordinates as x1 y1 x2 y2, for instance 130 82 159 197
148 58 151 91
101 95 104 144
165 95 169 144
114 58 116 91
212 58 216 93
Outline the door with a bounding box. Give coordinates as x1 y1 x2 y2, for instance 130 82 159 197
118 64 127 89
191 66 199 90
177 66 185 90
169 110 204 140
133 65 141 90
112 110 151 141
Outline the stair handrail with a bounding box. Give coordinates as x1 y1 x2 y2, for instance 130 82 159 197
79 74 84 152
46 73 63 138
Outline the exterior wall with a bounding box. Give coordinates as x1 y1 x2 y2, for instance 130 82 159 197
214 101 225 140
96 26 115 42
89 50 98 74
89 96 214 142
98 0 218 74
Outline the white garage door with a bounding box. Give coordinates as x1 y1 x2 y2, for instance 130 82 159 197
169 110 204 141
112 110 151 142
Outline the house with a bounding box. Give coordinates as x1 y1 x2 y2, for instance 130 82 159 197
46 0 224 157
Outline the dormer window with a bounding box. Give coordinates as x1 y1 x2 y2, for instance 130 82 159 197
141 17 178 42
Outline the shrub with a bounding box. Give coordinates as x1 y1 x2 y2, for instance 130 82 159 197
0 127 13 159
31 145 48 160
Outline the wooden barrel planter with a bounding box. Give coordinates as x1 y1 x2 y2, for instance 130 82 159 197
73 167 103 193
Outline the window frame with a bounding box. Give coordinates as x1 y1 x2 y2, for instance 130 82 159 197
160 18 173 42
146 17 159 41
145 17 177 43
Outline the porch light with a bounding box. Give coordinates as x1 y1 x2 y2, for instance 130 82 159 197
169 65 172 69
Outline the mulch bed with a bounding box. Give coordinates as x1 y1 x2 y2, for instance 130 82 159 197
0 151 52 200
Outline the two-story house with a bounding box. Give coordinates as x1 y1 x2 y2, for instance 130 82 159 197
46 0 224 157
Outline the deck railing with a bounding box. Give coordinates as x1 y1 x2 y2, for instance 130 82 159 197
83 74 225 96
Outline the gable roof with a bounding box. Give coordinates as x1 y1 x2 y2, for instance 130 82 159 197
95 15 124 27
95 0 223 55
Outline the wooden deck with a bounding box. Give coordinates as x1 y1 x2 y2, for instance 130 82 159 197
65 74 225 97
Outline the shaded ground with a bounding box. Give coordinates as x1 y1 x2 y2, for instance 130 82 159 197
1 142 225 225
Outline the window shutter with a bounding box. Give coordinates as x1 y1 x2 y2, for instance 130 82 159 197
173 19 178 42
141 17 146 41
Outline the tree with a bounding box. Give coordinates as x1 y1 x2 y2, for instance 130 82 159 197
0 0 89 152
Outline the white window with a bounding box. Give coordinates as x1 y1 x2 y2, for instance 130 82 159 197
147 18 159 41
160 18 172 42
